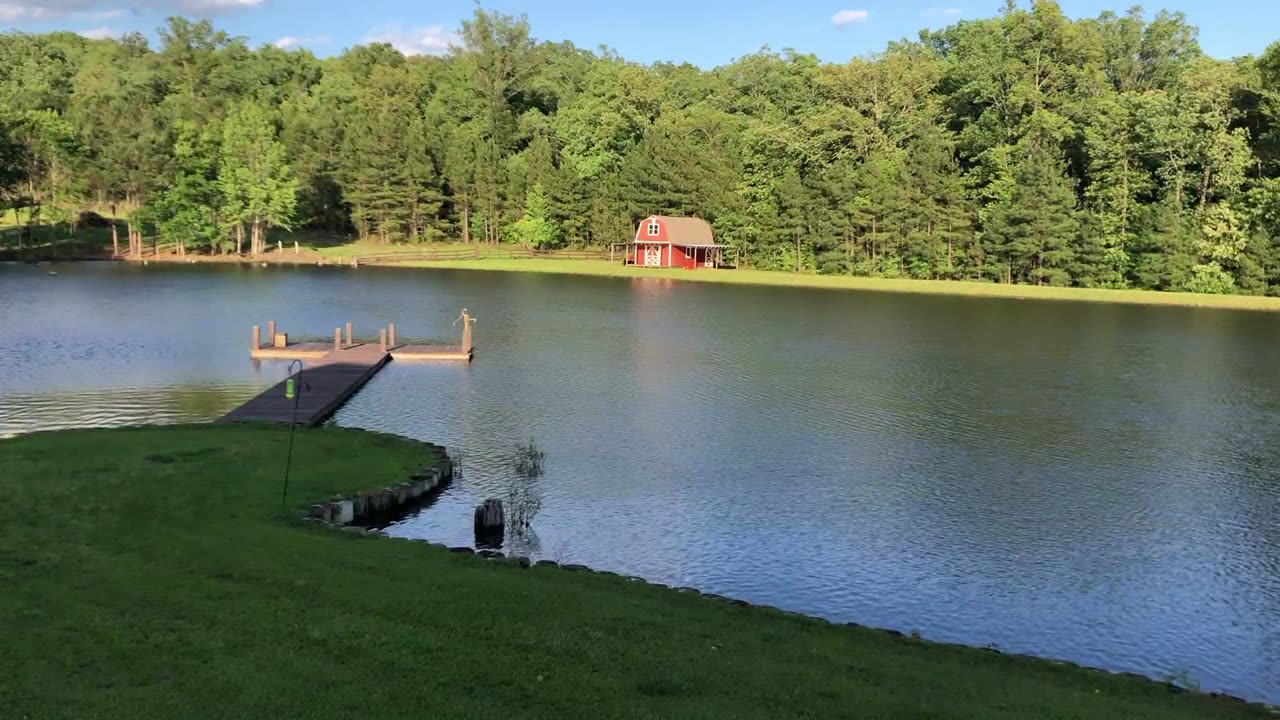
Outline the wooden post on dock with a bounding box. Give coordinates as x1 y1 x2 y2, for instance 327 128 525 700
268 320 276 343
252 325 260 350
345 322 352 347
334 328 342 352
388 322 396 348
379 328 387 352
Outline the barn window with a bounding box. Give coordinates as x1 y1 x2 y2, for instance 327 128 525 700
646 219 660 236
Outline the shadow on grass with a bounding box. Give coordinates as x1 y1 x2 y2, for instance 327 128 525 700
0 221 121 260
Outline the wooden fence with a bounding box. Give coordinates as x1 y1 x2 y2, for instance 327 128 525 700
122 239 180 258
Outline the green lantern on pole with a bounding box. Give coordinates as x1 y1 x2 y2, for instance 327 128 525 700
285 377 295 399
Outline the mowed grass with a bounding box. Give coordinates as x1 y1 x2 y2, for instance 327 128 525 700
404 257 1280 311
0 424 1270 719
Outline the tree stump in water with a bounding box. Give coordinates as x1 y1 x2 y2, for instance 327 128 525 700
474 498 504 548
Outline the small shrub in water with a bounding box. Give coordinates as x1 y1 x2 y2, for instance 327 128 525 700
513 439 545 478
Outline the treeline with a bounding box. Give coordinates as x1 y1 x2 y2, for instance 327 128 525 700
3 2 1280 292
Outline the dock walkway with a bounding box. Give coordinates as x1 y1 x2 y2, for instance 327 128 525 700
219 345 390 426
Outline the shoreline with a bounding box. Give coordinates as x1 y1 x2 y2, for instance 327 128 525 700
15 250 1280 311
2 423 1275 717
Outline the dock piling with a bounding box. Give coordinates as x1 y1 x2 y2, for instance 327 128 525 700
389 322 396 348
379 328 388 352
252 325 261 350
334 328 342 352
345 322 352 347
268 320 276 343
460 309 474 354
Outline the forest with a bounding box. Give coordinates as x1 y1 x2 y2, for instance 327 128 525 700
2 1 1280 293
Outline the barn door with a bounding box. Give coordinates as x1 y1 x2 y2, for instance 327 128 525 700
643 245 661 267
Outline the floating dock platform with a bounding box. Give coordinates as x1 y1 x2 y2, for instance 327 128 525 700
221 315 475 426
249 343 473 362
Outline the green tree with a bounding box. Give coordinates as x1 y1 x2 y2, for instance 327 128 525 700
148 123 221 253
0 114 26 226
511 183 560 248
218 102 297 255
984 141 1079 285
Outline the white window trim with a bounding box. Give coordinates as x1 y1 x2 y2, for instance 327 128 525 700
646 219 660 237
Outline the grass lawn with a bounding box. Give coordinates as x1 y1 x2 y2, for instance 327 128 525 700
386 257 1280 311
0 424 1269 719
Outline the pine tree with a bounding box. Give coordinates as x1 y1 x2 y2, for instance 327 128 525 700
983 143 1079 285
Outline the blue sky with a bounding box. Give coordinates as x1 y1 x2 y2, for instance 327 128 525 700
3 0 1278 65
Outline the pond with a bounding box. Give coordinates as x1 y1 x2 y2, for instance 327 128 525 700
2 261 1278 703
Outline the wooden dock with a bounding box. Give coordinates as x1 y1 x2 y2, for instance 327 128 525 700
220 345 391 426
221 314 475 426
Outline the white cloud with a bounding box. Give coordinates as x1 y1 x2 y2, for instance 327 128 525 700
176 0 263 9
363 23 457 56
272 34 328 49
77 25 116 38
831 9 869 27
0 0 262 22
921 7 962 18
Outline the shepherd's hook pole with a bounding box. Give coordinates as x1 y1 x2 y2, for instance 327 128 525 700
281 358 305 506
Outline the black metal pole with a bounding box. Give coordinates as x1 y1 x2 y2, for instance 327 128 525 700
281 359 304 505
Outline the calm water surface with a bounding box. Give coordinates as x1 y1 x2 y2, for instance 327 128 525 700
2 261 1279 703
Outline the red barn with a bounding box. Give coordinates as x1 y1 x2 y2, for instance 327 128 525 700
624 215 727 269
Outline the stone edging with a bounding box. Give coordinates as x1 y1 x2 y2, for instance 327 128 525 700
301 444 455 526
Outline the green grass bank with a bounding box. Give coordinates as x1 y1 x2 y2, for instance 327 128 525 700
401 258 1280 311
0 424 1270 719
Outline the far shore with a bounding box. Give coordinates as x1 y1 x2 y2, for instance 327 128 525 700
11 237 1280 312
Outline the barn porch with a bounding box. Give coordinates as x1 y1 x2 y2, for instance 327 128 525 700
611 242 732 269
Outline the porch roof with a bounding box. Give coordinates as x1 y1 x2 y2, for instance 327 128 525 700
623 240 730 248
